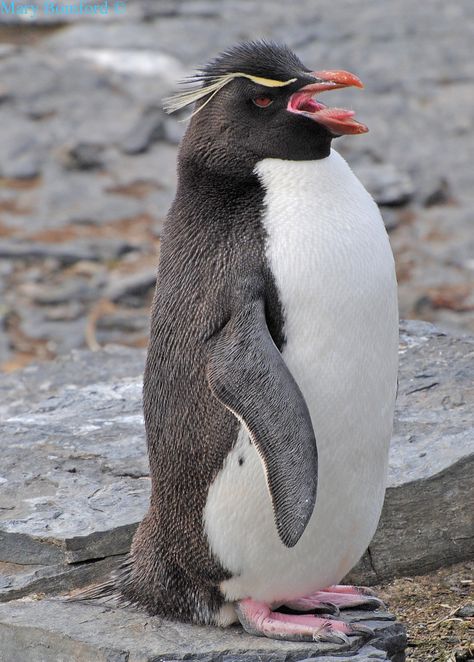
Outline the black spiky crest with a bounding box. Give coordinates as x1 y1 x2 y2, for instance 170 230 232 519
163 41 309 116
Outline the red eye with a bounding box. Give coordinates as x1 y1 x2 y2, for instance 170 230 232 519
253 96 273 108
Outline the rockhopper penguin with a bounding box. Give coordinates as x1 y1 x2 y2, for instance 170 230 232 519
117 41 399 642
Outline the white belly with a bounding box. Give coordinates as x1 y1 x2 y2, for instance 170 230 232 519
204 149 399 607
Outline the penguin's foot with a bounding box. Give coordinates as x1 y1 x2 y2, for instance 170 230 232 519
284 584 384 614
235 598 371 643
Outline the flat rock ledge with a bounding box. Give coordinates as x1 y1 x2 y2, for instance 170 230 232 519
0 598 406 662
0 319 472 659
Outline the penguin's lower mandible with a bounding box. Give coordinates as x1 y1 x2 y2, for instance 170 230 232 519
116 41 399 643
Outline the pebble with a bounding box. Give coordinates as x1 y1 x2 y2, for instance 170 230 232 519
456 604 474 618
63 143 105 171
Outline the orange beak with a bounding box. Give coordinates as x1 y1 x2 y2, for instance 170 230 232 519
287 69 368 136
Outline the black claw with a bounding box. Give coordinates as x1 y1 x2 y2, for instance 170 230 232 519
318 624 350 645
313 601 340 616
350 622 375 638
279 601 340 616
358 597 386 611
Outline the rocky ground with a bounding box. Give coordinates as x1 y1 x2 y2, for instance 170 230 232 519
0 0 474 372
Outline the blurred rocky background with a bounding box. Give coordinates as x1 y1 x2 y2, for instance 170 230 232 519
0 0 473 372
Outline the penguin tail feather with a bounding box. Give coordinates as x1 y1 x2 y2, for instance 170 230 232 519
62 556 133 607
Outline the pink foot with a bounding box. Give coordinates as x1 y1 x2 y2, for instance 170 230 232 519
284 584 384 614
236 598 372 643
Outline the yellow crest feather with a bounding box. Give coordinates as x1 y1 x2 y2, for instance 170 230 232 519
241 74 297 88
163 72 297 119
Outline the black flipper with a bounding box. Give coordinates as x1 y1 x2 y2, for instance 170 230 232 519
207 299 318 548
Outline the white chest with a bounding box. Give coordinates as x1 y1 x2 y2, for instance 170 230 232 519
204 150 399 606
257 150 398 423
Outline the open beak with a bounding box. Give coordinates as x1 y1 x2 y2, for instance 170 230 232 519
287 70 368 135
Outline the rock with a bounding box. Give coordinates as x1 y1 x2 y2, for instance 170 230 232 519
0 321 472 607
69 48 186 81
392 205 474 336
63 143 105 170
45 302 90 323
103 269 157 302
0 133 43 180
16 307 89 355
0 165 146 233
456 604 474 618
120 106 165 155
0 556 123 603
347 320 474 584
20 279 102 305
0 239 133 265
163 117 187 145
0 261 13 363
0 345 147 572
354 163 415 207
0 599 406 661
107 143 178 224
0 45 18 59
46 21 185 53
96 310 149 334
417 175 452 208
0 313 12 366
95 309 150 347
1 152 41 180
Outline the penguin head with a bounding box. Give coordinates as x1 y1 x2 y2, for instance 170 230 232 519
166 41 368 176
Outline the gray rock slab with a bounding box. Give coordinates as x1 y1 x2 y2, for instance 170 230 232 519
0 599 406 662
15 307 91 356
0 555 124 603
0 238 133 264
348 320 474 583
0 345 147 572
0 322 472 602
